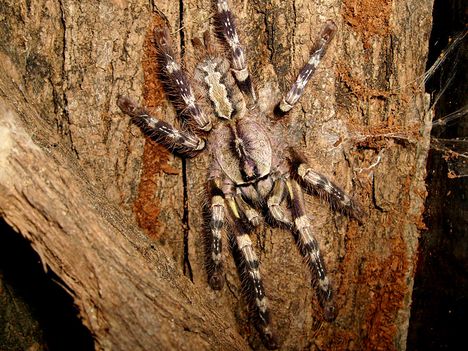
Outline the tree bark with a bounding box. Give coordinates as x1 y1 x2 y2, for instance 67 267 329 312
0 0 433 350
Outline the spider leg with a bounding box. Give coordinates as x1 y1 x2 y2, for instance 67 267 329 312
226 198 278 350
214 0 256 102
209 175 260 290
208 176 262 290
290 151 364 222
117 96 204 156
234 193 262 227
275 20 337 117
209 193 227 290
267 176 292 225
154 25 212 131
286 178 337 322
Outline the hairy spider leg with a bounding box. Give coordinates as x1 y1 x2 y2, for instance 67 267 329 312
208 192 227 290
234 192 262 227
275 20 337 116
117 96 204 156
290 150 364 222
287 179 337 322
214 0 256 102
227 198 278 350
297 164 364 221
154 25 212 131
266 176 292 225
208 174 263 290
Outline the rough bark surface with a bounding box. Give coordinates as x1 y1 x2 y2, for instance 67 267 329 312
0 0 433 350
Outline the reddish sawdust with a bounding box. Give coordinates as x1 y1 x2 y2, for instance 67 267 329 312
360 223 409 350
132 15 179 240
336 63 391 101
342 0 392 47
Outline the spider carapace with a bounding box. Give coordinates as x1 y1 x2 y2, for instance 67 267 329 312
118 1 363 349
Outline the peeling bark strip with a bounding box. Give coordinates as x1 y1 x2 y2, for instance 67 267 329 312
0 0 433 350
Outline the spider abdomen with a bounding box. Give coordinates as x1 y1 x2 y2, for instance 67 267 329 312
194 56 245 120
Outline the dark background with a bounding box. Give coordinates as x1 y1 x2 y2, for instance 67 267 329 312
407 0 468 350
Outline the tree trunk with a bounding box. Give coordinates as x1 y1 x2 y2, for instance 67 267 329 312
0 0 433 350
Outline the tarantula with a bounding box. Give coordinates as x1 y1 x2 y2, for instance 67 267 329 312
118 0 362 348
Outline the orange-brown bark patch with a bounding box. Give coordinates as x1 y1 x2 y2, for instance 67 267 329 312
133 14 179 240
342 0 392 45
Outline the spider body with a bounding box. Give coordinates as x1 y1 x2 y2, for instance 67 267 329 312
118 1 362 348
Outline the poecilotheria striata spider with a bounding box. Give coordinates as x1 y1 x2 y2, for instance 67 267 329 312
117 0 363 348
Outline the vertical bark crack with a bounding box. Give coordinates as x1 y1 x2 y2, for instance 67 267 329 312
179 0 193 282
291 0 297 68
182 158 193 281
58 0 79 160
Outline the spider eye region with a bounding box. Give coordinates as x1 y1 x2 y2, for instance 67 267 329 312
214 121 272 185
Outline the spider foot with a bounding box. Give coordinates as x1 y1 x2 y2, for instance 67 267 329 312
350 203 366 225
259 326 279 350
317 289 338 322
209 271 224 290
323 302 338 322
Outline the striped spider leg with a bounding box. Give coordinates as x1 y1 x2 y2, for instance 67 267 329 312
275 20 337 117
291 151 365 223
214 0 256 102
266 174 293 225
117 24 212 156
208 168 278 349
207 173 232 291
287 178 337 321
117 96 204 156
228 201 277 350
153 25 213 131
277 149 364 322
265 166 345 324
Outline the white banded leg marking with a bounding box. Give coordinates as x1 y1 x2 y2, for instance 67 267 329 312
294 216 329 293
267 178 291 225
215 0 256 100
288 179 334 305
298 163 352 208
208 194 227 290
165 56 211 131
117 96 205 155
234 194 261 227
211 195 225 265
154 27 212 131
228 197 271 327
236 234 270 321
281 48 324 109
155 121 204 150
276 20 337 115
